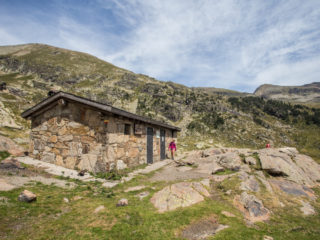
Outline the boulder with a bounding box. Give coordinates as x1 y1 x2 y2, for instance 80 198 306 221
0 135 24 156
124 185 146 192
234 192 270 222
217 152 242 171
18 190 37 203
258 149 315 186
117 198 128 207
150 181 210 213
0 158 25 169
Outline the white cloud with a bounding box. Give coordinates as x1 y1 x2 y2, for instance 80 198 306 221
100 0 320 92
0 0 320 92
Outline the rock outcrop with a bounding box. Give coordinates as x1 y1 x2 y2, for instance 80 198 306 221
150 181 210 213
234 192 270 222
259 148 320 187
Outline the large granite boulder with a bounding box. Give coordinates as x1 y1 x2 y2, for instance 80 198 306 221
258 148 316 186
150 182 210 213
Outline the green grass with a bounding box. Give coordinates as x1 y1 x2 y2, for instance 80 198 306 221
92 164 148 181
0 172 319 240
213 169 237 175
0 151 10 161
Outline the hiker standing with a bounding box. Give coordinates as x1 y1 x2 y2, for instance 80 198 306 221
168 139 176 160
266 143 271 148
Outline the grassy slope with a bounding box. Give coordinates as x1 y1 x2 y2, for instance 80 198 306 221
1 43 320 163
0 169 319 240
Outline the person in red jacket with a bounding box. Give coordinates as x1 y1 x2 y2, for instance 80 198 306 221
168 139 176 160
266 143 271 148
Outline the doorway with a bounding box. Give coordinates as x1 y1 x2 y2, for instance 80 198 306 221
147 127 153 164
160 129 166 160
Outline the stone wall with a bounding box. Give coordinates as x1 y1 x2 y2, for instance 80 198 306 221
29 101 177 173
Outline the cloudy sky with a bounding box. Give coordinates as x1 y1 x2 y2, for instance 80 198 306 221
1 0 320 92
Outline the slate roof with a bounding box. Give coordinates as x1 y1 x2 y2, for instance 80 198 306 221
21 91 181 131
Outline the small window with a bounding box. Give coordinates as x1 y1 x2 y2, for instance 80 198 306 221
124 124 131 135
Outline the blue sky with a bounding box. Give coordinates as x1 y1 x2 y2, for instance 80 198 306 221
1 0 320 92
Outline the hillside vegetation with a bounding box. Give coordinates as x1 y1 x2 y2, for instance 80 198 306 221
0 43 320 162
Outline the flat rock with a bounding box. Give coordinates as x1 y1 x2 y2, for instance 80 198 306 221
234 192 270 222
94 205 105 213
300 201 315 215
18 190 36 203
221 211 236 217
269 179 315 199
124 185 146 192
136 191 149 200
181 216 228 240
177 166 193 172
150 181 210 213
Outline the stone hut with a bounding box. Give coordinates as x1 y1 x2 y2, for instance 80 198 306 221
21 91 180 173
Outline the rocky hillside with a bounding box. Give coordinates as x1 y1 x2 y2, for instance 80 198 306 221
1 145 320 239
254 82 320 104
1 43 320 162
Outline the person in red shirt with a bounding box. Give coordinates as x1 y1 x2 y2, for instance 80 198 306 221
168 139 176 160
266 143 271 148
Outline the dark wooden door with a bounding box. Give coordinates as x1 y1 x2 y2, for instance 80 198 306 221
160 129 166 160
147 127 153 164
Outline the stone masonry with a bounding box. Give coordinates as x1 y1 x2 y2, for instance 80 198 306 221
29 101 176 173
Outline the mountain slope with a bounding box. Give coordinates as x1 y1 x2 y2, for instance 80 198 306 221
0 43 320 162
254 82 320 104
